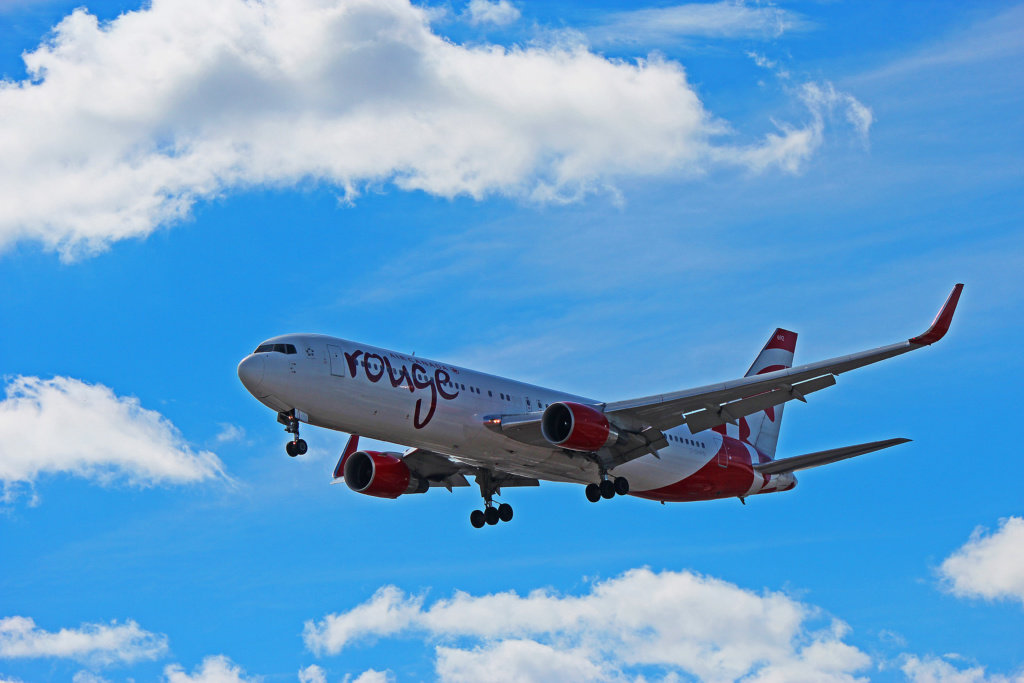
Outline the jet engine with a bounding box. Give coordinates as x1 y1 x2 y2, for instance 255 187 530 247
342 451 429 498
541 402 620 452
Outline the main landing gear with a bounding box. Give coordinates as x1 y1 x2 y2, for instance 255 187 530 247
585 476 629 502
279 411 308 457
469 470 513 529
469 503 513 529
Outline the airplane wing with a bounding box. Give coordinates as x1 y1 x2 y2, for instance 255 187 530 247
753 438 910 474
402 448 471 489
604 284 963 436
331 434 537 491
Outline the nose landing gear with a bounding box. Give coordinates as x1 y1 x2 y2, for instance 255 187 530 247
278 411 308 457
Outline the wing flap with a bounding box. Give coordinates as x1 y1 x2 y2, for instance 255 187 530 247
680 374 837 434
403 447 471 488
753 438 911 474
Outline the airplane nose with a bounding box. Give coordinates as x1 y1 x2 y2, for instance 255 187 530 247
237 355 265 395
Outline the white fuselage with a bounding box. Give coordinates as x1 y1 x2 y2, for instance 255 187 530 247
238 334 795 500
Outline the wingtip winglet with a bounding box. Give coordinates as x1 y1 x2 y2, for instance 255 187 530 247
908 283 963 346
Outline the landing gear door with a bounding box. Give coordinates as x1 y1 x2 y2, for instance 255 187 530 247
327 345 346 377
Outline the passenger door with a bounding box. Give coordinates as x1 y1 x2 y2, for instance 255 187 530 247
327 345 346 377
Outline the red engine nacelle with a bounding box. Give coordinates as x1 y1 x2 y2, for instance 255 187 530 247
342 451 428 499
541 402 620 452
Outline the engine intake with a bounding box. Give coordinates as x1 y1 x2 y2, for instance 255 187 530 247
342 451 428 498
541 402 619 452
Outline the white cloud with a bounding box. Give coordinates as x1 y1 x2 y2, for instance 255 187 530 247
464 0 519 26
215 423 247 444
347 670 393 683
73 672 112 683
590 1 809 44
304 567 872 682
939 517 1024 607
435 640 603 683
299 664 326 683
164 656 259 683
0 376 228 503
708 80 871 174
902 655 1024 683
0 616 168 666
799 81 873 140
0 0 852 260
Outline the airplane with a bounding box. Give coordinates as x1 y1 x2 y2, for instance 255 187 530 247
237 284 962 528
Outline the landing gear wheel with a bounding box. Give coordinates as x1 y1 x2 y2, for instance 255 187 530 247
599 479 616 500
294 439 308 455
484 507 500 525
585 483 602 503
286 441 298 457
470 510 485 529
614 477 629 496
497 503 513 522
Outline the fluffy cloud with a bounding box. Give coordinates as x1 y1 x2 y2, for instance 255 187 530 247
902 655 1024 683
304 567 872 682
0 0 854 260
939 517 1024 607
0 376 227 502
347 670 393 683
298 664 326 683
464 0 520 26
589 1 809 44
0 616 168 666
164 656 259 683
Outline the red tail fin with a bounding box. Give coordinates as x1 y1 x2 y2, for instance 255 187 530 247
741 328 797 459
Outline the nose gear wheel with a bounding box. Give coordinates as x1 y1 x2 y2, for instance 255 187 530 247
279 410 307 457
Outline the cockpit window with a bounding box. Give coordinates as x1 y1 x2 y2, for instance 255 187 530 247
254 343 297 355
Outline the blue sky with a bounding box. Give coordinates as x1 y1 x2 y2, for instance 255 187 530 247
1 1 1022 682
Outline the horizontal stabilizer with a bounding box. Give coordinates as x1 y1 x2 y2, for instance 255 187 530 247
753 438 910 475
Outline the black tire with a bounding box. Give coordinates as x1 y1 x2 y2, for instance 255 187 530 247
470 510 485 528
295 439 308 455
599 479 616 500
585 483 602 503
286 441 298 457
484 507 500 525
497 503 513 522
614 477 629 496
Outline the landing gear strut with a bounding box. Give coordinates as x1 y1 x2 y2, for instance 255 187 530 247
586 476 629 503
469 471 513 529
279 411 307 457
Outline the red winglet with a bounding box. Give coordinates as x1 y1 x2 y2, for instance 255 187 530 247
909 284 964 345
333 434 359 479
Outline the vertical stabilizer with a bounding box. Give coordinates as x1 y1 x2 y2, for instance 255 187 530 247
742 328 797 459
